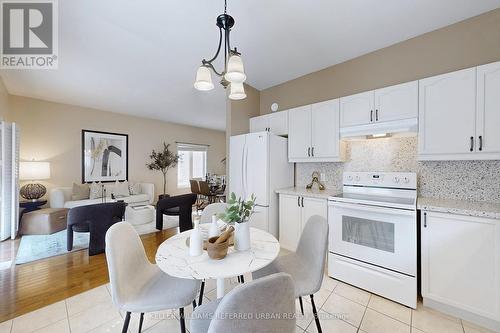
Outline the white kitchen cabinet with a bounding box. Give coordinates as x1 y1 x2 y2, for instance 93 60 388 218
249 111 288 136
288 105 311 160
311 100 341 159
301 197 328 232
279 193 327 251
374 81 418 122
418 68 476 160
421 211 500 327
288 100 345 162
476 61 500 157
339 91 374 127
279 194 302 251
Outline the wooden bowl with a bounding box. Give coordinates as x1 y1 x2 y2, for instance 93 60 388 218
206 236 229 260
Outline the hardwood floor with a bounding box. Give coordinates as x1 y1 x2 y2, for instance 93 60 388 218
0 228 178 323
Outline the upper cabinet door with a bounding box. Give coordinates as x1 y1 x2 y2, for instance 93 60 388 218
268 111 288 136
374 81 418 122
340 91 374 127
418 68 477 160
249 115 268 133
476 61 500 157
288 105 312 161
311 99 340 160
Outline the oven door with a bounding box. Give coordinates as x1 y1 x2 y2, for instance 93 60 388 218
329 201 416 276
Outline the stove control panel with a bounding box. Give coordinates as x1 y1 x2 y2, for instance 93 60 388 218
343 172 417 189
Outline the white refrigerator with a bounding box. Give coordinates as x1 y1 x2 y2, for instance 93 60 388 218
229 131 293 238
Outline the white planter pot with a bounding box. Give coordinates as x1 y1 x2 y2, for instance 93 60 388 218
234 222 251 251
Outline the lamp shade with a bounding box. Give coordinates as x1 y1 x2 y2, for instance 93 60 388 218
224 54 246 83
194 65 214 91
20 161 51 180
229 82 247 100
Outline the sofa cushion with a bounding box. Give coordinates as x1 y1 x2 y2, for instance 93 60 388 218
64 198 105 209
89 182 104 199
71 183 90 201
122 194 149 205
114 180 130 197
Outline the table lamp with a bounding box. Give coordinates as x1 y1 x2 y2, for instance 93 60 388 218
20 161 51 201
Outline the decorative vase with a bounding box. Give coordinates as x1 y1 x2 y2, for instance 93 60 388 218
234 221 250 251
208 215 220 238
189 220 203 256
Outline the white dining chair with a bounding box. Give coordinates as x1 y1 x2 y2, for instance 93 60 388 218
105 222 201 333
200 203 227 224
197 203 228 306
190 273 296 333
252 215 329 333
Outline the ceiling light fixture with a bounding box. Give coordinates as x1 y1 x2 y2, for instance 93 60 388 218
194 0 246 100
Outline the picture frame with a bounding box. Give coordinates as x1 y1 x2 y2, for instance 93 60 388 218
81 130 128 183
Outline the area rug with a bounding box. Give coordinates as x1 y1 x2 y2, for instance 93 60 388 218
15 230 90 265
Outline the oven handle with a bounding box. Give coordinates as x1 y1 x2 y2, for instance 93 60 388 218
330 201 416 217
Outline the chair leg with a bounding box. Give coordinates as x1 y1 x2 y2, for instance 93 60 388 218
299 296 304 315
192 300 197 309
122 311 131 333
239 275 244 283
198 280 205 306
310 294 322 333
179 308 186 333
138 313 144 333
237 275 240 283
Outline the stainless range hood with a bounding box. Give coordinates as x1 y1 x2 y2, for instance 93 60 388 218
340 118 418 140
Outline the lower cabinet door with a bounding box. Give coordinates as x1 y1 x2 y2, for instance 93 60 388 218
279 194 302 251
301 197 327 232
421 211 500 321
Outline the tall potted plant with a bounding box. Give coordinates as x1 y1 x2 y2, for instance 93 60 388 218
146 143 179 199
218 192 256 251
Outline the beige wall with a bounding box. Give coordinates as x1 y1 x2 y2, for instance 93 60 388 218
260 8 500 114
0 77 8 121
7 95 226 200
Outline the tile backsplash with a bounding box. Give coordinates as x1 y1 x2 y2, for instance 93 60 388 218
296 137 500 202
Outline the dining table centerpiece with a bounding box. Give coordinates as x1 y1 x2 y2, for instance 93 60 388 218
218 192 256 251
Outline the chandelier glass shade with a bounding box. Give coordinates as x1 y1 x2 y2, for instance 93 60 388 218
194 0 246 100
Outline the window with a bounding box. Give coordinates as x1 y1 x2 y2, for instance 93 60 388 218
177 143 208 188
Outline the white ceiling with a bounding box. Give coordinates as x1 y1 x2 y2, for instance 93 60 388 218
2 0 500 130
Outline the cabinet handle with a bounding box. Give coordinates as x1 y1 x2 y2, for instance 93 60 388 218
370 110 373 122
311 147 314 157
301 197 304 207
470 136 474 152
424 212 427 228
297 196 300 207
375 109 379 121
307 147 311 157
479 136 483 151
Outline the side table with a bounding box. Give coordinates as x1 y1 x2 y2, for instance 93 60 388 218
20 200 47 214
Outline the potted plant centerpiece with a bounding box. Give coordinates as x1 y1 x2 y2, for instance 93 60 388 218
218 192 256 251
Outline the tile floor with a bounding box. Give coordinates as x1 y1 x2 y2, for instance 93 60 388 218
0 275 495 333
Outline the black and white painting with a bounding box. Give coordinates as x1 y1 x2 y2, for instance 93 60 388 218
82 130 128 183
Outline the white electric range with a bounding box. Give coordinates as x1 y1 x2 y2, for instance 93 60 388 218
328 172 417 308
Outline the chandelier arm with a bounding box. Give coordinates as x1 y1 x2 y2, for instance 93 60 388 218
204 27 223 65
203 61 224 77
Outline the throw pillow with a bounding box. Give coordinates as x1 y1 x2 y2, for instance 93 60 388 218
71 183 90 201
129 182 141 195
114 180 130 197
89 182 104 199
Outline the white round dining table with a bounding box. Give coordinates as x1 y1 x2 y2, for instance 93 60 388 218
155 227 280 299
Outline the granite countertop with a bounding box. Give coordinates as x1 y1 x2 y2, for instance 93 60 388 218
417 197 500 220
276 186 340 200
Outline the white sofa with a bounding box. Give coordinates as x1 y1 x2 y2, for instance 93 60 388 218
49 183 155 209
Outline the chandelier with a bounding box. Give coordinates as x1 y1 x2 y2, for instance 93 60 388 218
194 0 247 100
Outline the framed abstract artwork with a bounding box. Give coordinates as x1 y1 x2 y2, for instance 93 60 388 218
81 130 128 183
